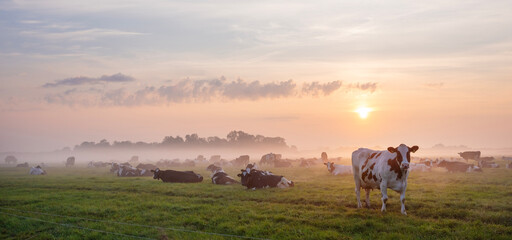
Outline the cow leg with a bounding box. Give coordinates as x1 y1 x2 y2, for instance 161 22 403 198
365 189 371 208
355 179 362 208
400 188 407 215
380 182 388 212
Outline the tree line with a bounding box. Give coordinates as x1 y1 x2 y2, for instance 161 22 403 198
74 130 290 150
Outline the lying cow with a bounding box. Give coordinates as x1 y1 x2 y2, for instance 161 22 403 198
206 164 239 185
16 162 29 167
151 168 203 183
437 160 482 172
352 144 419 215
29 165 46 175
116 165 153 177
324 162 352 175
409 163 430 172
110 162 131 173
237 168 293 189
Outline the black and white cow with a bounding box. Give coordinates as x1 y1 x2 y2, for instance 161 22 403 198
151 168 203 183
206 164 239 185
352 144 419 215
237 168 293 189
29 165 46 175
116 165 153 177
324 162 352 175
16 162 29 167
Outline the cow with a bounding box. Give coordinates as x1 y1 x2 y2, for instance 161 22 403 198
206 164 239 185
458 151 481 161
238 168 293 189
151 168 203 183
66 157 75 167
409 163 430 172
116 165 152 177
478 161 499 168
209 155 221 163
352 144 419 215
16 162 29 167
502 156 512 161
324 162 352 175
29 165 46 175
260 153 281 165
110 162 131 173
437 160 482 172
4 155 17 164
230 155 250 167
88 161 110 168
136 163 157 170
321 152 328 162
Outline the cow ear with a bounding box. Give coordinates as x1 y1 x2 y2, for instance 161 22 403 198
387 147 396 153
410 145 419 153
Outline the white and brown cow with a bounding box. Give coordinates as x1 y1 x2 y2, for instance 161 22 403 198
324 162 352 175
352 144 419 215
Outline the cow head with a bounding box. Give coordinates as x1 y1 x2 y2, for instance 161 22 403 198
323 162 334 173
151 168 161 180
387 144 419 170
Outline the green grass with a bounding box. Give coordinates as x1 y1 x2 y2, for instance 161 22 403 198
0 165 511 239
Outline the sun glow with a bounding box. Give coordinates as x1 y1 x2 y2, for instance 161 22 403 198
355 107 372 119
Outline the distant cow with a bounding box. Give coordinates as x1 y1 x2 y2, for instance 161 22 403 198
274 159 292 168
321 152 328 162
66 157 75 167
29 165 46 175
478 156 495 162
502 156 512 161
209 155 221 163
458 151 481 161
88 161 110 168
136 163 157 170
206 164 239 185
238 168 293 189
352 144 419 215
16 162 29 167
110 162 131 173
300 158 318 167
116 165 152 177
478 161 499 168
231 155 250 167
324 162 352 175
151 168 203 183
260 153 281 165
437 160 482 172
5 155 17 164
409 163 430 172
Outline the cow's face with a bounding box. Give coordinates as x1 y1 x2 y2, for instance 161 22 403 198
323 162 334 172
387 144 419 170
151 168 160 179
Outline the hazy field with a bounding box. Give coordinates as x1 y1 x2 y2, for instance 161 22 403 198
1 163 511 240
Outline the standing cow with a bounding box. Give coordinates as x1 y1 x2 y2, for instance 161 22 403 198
458 151 481 161
352 144 419 215
5 155 18 164
66 157 75 167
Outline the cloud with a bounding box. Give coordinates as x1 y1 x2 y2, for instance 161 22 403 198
302 81 342 96
20 28 145 41
43 76 378 106
43 73 135 88
346 82 378 93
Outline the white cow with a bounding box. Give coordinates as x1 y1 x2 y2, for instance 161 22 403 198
324 162 352 175
29 166 46 175
352 144 419 215
409 163 430 172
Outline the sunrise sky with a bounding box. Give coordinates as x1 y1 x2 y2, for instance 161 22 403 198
1 0 511 152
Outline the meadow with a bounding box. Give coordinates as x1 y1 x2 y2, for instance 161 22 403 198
0 163 511 240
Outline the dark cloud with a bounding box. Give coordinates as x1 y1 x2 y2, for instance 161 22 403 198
302 81 342 96
43 77 377 106
347 82 378 93
42 73 134 88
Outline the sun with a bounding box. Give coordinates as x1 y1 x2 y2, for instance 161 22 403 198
355 107 372 119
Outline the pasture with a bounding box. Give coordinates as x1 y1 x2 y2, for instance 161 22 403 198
1 164 511 239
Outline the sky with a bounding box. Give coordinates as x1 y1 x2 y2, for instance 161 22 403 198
1 0 511 152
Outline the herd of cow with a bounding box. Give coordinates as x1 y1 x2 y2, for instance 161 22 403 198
5 146 512 215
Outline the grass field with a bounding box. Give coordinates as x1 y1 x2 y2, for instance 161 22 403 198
1 164 511 240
